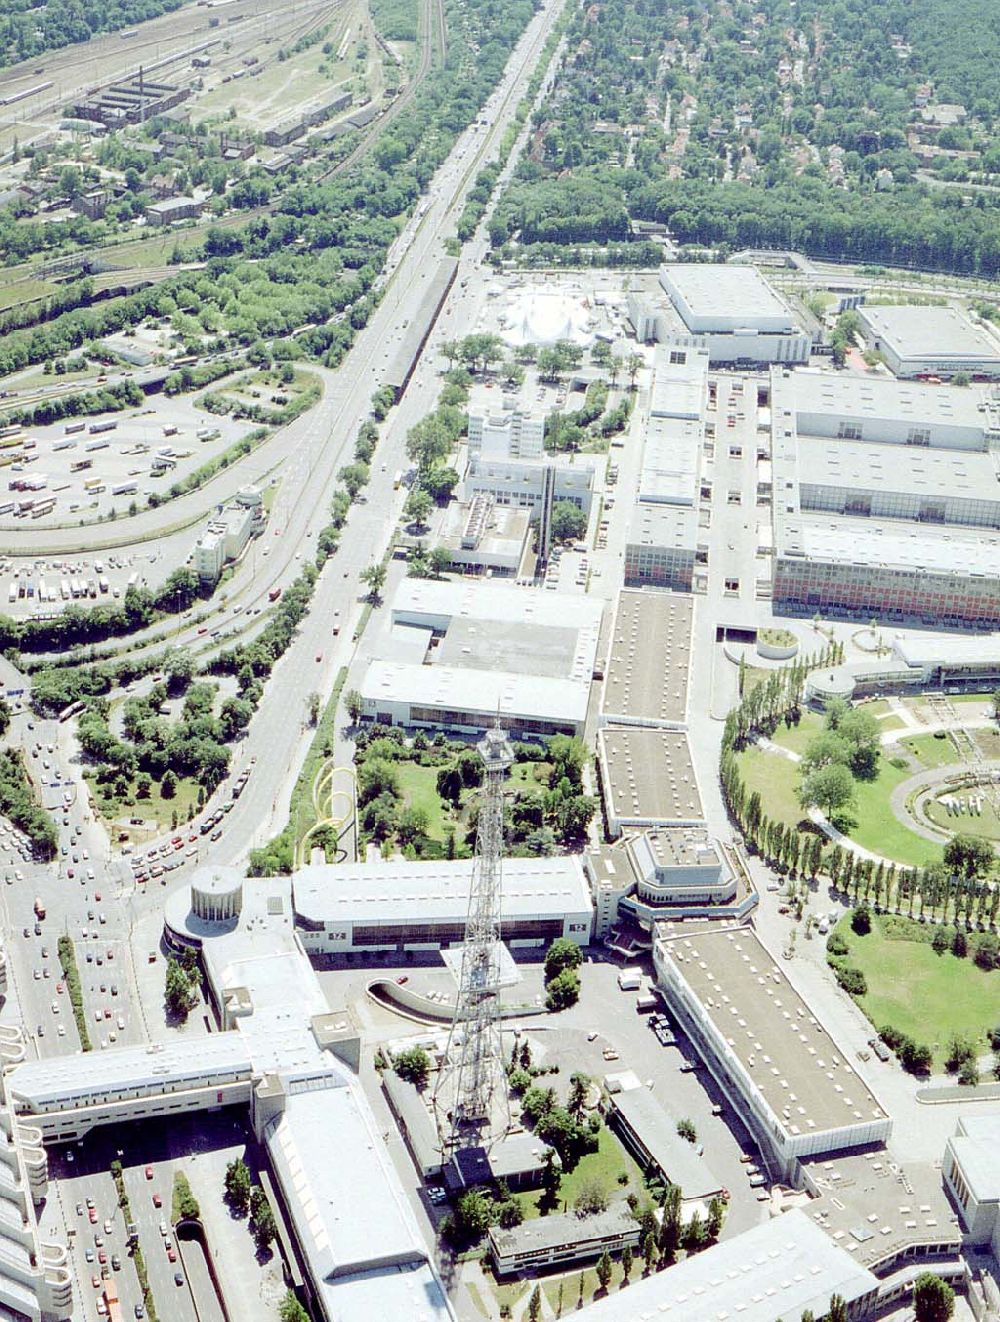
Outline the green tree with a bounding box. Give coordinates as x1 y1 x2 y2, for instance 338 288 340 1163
345 688 364 725
943 833 995 879
160 769 178 800
621 1243 633 1281
595 1249 613 1292
913 1275 955 1322
404 486 433 528
224 1158 251 1215
574 1177 608 1215
799 763 854 818
545 967 580 1010
250 1185 276 1252
544 936 583 981
676 1118 697 1143
452 1190 491 1243
279 1291 310 1322
165 957 197 1020
851 905 871 935
307 693 321 726
828 1294 849 1322
394 1046 431 1089
550 500 588 543
361 561 387 603
527 1284 542 1322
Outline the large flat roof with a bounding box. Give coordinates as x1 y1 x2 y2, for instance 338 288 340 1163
777 512 1000 574
292 856 592 927
859 303 1000 364
391 577 603 634
776 369 991 433
361 661 590 726
264 1083 453 1320
950 1114 1000 1203
796 434 1000 500
599 728 703 825
625 501 699 550
602 590 694 726
9 1033 254 1110
437 617 585 679
803 1149 961 1270
610 1087 723 1200
661 264 794 332
657 927 888 1138
490 1200 636 1258
639 415 701 505
572 1207 879 1322
649 351 708 420
894 634 1000 669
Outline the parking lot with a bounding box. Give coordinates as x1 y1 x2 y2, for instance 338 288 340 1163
0 393 250 537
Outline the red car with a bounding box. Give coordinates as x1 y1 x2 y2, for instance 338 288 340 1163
167 1248 176 1264
67 869 74 879
152 1193 162 1208
88 1208 98 1224
145 1166 154 1181
98 1250 106 1265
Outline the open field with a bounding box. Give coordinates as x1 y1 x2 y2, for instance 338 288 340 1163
395 761 456 840
836 915 1000 1068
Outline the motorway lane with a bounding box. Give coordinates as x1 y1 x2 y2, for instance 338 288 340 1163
123 1161 198 1322
55 1147 145 1322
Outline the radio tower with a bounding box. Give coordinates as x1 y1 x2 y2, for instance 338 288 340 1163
434 719 513 1151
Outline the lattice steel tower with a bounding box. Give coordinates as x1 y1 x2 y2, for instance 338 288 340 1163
434 719 513 1150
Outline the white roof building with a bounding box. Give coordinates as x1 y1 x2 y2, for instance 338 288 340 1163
858 303 1000 380
660 264 795 334
572 1208 879 1321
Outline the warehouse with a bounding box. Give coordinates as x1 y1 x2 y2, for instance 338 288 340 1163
292 856 593 953
597 728 704 836
360 579 601 738
858 303 1000 380
572 1209 880 1321
653 925 892 1181
770 368 1000 625
652 264 811 365
600 589 694 728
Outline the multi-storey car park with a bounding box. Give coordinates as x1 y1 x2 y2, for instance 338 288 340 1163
769 368 1000 626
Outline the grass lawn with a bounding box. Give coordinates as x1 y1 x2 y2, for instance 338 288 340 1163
510 761 553 789
900 732 960 769
395 761 457 840
847 758 940 867
768 711 822 757
737 745 808 830
515 1126 645 1223
925 795 1000 841
837 915 1000 1068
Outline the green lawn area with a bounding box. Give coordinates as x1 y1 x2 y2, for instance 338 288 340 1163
86 772 202 842
395 762 457 840
510 761 553 788
515 1125 645 1223
847 758 940 867
837 915 1000 1068
900 732 960 769
737 745 808 831
768 711 822 757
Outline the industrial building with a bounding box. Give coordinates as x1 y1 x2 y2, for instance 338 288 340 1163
628 265 810 366
74 75 189 127
572 1209 880 1321
194 486 265 582
653 924 892 1180
145 195 202 225
290 856 593 954
624 348 708 591
9 875 455 1322
597 728 704 836
770 369 1000 626
600 589 694 728
858 303 1000 380
359 579 602 738
463 452 598 555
